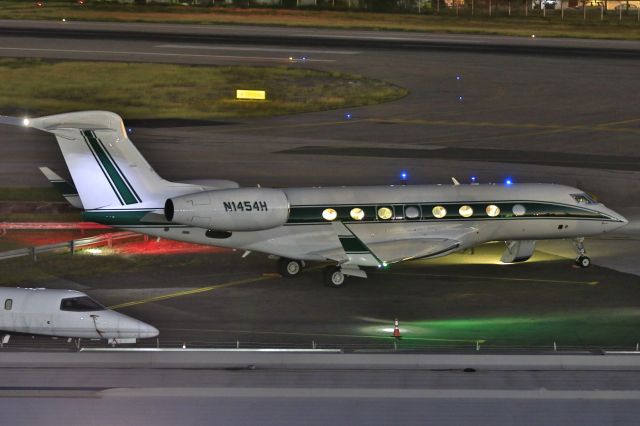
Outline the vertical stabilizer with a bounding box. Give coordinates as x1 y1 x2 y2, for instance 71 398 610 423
21 111 170 210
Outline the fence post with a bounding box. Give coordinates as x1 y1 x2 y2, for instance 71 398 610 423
620 2 623 21
601 4 603 20
509 0 511 15
472 0 475 15
525 0 528 15
553 341 557 351
489 0 492 15
476 340 480 351
312 340 316 349
561 0 564 19
236 339 240 349
31 247 36 262
70 239 75 255
583 1 586 20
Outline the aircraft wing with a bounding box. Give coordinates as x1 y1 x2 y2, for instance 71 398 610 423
311 222 474 266
367 238 461 263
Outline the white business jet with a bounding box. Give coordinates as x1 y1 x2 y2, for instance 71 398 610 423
0 287 158 344
0 111 628 287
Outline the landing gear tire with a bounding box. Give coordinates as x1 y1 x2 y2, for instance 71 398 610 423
278 258 302 278
576 256 591 268
324 266 347 288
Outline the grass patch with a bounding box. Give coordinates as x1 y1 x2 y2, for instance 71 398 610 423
0 58 407 119
0 187 64 202
2 1 640 40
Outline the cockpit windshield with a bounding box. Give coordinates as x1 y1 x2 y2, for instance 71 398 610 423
570 193 597 205
60 296 105 312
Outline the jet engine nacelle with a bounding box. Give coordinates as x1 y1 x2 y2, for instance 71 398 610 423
165 188 289 232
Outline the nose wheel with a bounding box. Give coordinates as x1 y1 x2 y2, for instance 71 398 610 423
573 238 591 268
576 255 591 268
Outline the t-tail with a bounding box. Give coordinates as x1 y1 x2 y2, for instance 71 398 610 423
1 111 224 212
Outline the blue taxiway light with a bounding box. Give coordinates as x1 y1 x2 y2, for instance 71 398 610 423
505 178 513 185
400 172 408 180
345 113 352 119
471 176 477 182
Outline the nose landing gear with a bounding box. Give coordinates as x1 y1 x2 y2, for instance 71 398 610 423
573 238 591 268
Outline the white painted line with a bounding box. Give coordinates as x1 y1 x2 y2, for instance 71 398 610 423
156 44 360 55
102 387 640 400
0 47 336 63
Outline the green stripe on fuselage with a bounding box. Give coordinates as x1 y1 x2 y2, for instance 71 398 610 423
82 210 168 226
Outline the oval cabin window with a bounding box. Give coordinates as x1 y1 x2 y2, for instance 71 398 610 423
350 208 365 221
459 205 473 218
405 206 420 219
322 208 337 221
512 204 526 217
432 206 447 219
486 204 501 217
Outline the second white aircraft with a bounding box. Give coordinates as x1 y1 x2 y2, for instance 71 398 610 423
1 111 628 287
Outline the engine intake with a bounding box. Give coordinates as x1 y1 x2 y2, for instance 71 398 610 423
165 188 289 232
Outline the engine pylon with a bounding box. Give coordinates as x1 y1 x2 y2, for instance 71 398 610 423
393 318 401 339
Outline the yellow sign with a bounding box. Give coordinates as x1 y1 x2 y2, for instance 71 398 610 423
236 90 266 100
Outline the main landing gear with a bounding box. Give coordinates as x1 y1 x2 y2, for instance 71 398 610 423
573 238 591 268
278 258 305 278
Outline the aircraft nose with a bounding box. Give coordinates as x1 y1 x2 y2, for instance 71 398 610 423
139 322 159 339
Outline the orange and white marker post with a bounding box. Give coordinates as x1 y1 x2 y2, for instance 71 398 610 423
393 318 401 339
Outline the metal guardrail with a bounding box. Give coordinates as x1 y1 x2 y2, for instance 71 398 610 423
0 231 145 262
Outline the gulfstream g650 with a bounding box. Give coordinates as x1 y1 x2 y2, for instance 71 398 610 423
1 111 627 287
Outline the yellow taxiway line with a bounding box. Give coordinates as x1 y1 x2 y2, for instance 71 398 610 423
107 274 276 310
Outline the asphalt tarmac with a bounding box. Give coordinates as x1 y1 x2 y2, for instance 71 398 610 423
0 20 639 350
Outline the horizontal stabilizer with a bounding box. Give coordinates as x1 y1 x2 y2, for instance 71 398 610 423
38 166 83 209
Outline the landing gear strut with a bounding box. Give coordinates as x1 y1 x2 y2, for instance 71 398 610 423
323 266 347 288
278 258 304 277
573 238 591 268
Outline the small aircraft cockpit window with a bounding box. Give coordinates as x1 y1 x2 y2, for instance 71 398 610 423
432 206 447 219
377 207 393 220
486 205 501 217
60 296 105 312
322 208 337 221
459 205 473 218
4 299 12 311
350 208 365 221
571 193 597 204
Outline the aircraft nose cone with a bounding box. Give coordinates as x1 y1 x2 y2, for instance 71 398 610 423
140 322 159 339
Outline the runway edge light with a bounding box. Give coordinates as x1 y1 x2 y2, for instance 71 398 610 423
236 90 266 101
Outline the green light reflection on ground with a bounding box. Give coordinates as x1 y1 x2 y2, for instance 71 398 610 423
361 309 640 349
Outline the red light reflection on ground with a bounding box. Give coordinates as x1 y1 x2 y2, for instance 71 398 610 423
112 239 225 255
1 230 115 249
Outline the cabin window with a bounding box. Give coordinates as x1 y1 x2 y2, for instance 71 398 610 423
377 207 393 220
322 208 337 221
405 206 420 220
432 206 447 219
4 299 11 311
60 296 105 312
459 205 473 218
486 205 501 217
512 204 526 217
350 208 365 221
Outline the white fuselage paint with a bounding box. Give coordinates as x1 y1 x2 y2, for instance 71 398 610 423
0 288 158 339
122 183 628 264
